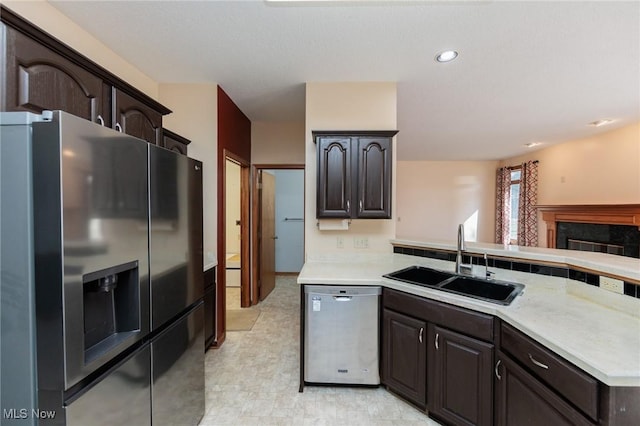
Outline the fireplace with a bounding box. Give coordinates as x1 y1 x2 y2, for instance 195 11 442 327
538 204 640 259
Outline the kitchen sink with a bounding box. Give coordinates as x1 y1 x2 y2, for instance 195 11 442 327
440 276 524 305
383 266 524 305
383 266 455 287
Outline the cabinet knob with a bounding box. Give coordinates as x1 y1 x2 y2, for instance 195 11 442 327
195 165 201 171
495 359 502 380
96 115 105 126
115 123 123 132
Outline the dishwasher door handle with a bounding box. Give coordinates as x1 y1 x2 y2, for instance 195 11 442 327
333 296 353 301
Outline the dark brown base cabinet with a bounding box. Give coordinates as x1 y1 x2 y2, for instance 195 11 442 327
381 287 639 426
204 266 216 351
382 308 427 408
428 324 494 426
495 352 595 426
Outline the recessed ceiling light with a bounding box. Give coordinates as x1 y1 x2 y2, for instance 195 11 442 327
524 142 543 148
588 119 614 127
435 50 458 63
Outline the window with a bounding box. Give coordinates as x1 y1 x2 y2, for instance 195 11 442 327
509 168 521 244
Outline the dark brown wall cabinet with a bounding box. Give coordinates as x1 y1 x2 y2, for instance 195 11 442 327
112 88 162 145
428 324 494 426
162 128 191 156
314 131 397 219
1 6 171 140
382 308 427 408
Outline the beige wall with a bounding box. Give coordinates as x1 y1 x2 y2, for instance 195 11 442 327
305 82 397 255
396 161 498 243
252 121 305 164
3 0 159 99
499 123 640 205
500 122 640 247
159 84 218 262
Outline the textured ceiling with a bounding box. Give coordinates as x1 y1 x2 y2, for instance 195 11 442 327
47 0 640 160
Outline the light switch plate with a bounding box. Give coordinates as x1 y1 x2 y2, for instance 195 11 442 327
600 276 624 294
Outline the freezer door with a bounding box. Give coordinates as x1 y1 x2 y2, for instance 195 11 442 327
304 286 381 385
151 303 204 426
66 345 151 426
149 146 204 330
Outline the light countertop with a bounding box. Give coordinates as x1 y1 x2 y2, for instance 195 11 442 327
392 238 640 282
298 252 640 387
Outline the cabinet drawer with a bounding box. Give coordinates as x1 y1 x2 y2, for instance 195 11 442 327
383 288 494 342
500 322 599 421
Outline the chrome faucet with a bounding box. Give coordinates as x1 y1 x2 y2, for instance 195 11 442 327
455 224 473 275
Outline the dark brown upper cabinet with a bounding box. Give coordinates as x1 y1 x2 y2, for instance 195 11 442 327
161 128 191 156
314 130 397 219
3 25 105 124
1 6 171 135
112 88 162 145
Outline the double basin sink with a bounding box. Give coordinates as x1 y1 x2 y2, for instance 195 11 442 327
383 265 524 305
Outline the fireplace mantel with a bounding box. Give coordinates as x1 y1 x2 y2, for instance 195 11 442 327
537 204 640 248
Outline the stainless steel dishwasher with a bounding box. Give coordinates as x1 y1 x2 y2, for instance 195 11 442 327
304 285 381 385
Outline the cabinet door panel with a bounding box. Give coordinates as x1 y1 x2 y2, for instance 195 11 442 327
316 137 351 218
428 324 494 426
162 128 190 156
495 353 594 426
4 26 103 122
113 88 161 145
357 137 392 218
382 308 427 408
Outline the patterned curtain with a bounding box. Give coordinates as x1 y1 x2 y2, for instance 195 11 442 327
495 167 511 244
517 160 539 246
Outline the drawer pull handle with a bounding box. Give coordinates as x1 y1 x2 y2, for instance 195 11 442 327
435 332 439 350
115 123 123 132
346 200 350 212
495 359 502 380
96 115 105 126
529 354 549 370
419 327 423 343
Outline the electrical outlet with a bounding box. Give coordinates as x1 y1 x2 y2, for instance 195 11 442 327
353 237 369 249
336 236 344 249
600 276 624 294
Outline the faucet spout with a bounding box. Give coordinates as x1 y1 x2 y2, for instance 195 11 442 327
455 224 473 275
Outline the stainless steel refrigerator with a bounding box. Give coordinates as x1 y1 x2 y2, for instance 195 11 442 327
1 110 203 425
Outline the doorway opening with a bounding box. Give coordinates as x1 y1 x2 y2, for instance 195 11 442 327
252 165 305 302
218 153 250 343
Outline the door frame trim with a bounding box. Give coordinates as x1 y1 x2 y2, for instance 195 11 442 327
251 164 305 306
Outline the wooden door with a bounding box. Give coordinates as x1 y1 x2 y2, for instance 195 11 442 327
382 308 427 409
495 352 594 426
316 137 352 218
112 88 162 144
3 26 105 123
428 324 494 426
356 137 392 218
259 170 276 301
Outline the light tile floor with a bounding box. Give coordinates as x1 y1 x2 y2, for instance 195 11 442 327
200 276 441 426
